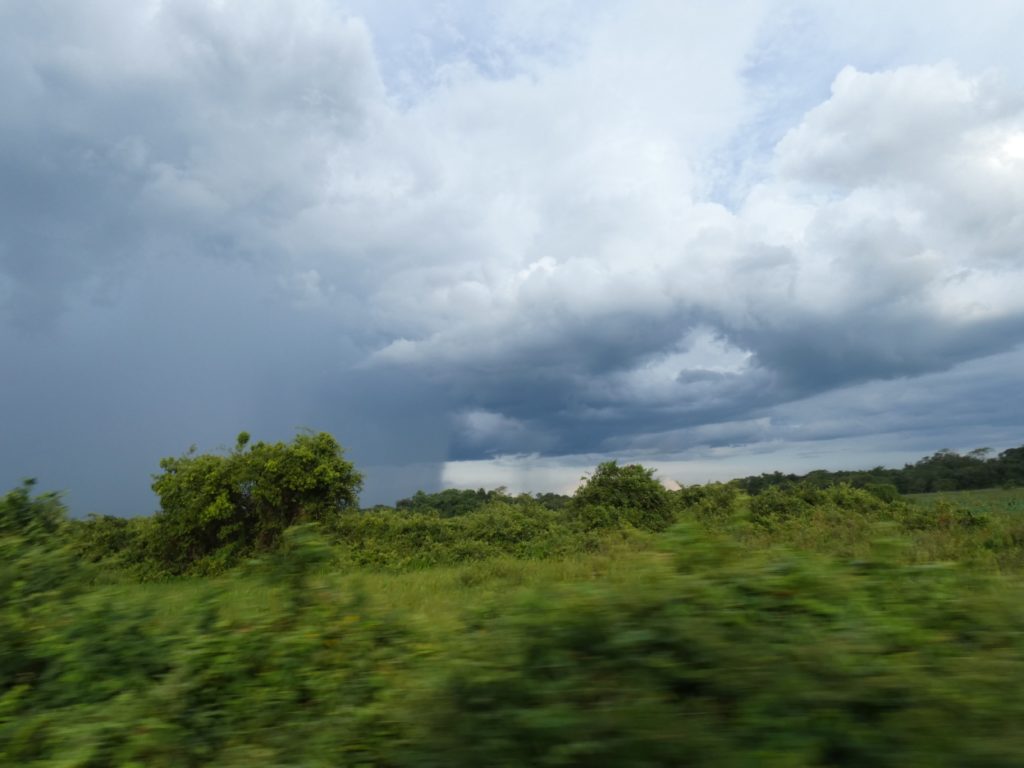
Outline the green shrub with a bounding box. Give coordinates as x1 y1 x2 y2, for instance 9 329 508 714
570 461 675 532
68 515 164 580
331 501 583 570
746 483 899 528
149 431 362 574
69 514 134 562
676 482 743 524
864 482 900 502
749 484 814 523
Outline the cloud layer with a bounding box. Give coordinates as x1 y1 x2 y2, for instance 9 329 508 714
2 1 1022 510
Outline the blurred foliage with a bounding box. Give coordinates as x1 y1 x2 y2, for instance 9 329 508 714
413 524 1024 767
8 459 1024 764
331 500 589 570
3 507 412 765
0 479 65 542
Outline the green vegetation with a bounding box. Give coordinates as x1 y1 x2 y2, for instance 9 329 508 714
6 434 1024 765
394 486 572 516
908 485 1024 514
734 445 1024 494
73 431 362 577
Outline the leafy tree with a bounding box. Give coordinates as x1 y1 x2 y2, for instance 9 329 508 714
150 431 362 574
570 461 674 531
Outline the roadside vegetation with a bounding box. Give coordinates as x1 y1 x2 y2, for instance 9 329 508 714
4 433 1024 765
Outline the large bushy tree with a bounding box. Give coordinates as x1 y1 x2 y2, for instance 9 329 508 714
151 431 362 573
570 461 675 531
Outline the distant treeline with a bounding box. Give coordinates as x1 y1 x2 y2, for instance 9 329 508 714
55 437 1024 580
388 445 1024 517
390 487 571 516
733 445 1024 496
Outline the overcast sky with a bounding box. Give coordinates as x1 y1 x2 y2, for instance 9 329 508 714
3 1 1024 514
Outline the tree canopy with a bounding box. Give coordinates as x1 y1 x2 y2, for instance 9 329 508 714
570 461 675 531
150 431 362 573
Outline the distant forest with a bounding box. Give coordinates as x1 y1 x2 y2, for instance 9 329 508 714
732 445 1024 496
391 445 1024 516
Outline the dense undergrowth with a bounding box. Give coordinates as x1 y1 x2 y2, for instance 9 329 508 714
5 459 1024 764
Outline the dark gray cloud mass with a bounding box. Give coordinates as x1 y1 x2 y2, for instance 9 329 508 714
2 0 1024 512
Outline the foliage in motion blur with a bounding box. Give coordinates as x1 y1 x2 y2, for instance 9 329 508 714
4 433 1024 765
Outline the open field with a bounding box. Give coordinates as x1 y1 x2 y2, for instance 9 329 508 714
907 486 1024 514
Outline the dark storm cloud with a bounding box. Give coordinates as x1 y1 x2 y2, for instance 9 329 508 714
0 0 440 511
2 1 1024 511
0 0 383 307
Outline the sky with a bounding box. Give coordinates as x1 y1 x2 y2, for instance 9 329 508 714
2 0 1024 514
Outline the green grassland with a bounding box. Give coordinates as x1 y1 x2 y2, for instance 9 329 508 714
907 485 1024 514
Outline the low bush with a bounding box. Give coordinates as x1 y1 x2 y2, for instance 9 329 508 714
331 500 591 570
676 482 744 524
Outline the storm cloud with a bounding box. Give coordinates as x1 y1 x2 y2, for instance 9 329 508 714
2 1 1023 512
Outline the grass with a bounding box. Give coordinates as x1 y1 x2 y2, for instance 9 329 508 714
100 532 663 640
907 486 1024 514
